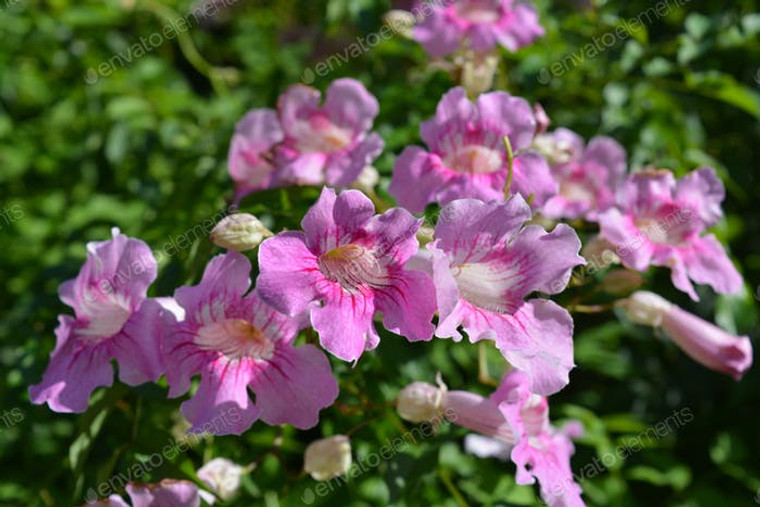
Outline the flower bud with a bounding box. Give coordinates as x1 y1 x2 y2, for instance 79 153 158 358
443 391 515 444
461 52 499 98
210 213 271 252
303 435 352 481
623 291 753 380
197 457 245 501
351 165 380 194
581 235 620 271
397 382 444 423
384 10 415 39
623 291 673 327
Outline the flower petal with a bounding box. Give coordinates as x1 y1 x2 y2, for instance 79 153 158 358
249 344 339 429
375 269 436 342
310 285 377 362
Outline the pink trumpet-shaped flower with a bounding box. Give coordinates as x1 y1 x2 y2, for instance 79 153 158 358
228 79 384 201
430 196 585 395
536 128 627 221
599 168 743 301
389 87 556 213
257 187 437 363
397 375 584 506
228 109 284 201
83 479 204 507
275 79 384 188
163 251 338 435
413 0 544 58
494 371 585 507
624 291 753 380
30 228 164 413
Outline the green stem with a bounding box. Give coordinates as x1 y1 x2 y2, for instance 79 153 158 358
503 136 515 197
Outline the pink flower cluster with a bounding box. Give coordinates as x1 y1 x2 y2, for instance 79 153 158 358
228 78 384 201
413 0 545 57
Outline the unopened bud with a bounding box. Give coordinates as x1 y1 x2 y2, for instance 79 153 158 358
397 382 445 423
384 10 416 39
581 235 619 271
303 435 352 481
351 165 380 194
210 213 271 252
461 52 499 98
623 291 673 327
197 457 245 501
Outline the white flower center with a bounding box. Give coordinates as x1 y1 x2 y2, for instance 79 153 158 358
457 2 501 23
195 319 275 361
559 180 596 204
296 113 353 154
445 145 503 174
318 244 388 292
452 262 519 314
77 285 132 339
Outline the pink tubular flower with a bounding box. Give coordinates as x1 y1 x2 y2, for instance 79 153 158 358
413 0 544 58
257 187 437 363
228 109 284 201
599 168 743 301
429 197 585 395
126 480 201 507
389 87 556 213
494 371 585 507
30 228 163 413
274 79 384 188
624 291 753 380
163 251 338 435
537 128 627 221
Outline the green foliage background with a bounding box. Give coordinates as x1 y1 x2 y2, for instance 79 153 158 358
1 0 759 505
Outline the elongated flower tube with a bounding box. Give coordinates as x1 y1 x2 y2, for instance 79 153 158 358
30 228 164 413
599 168 743 301
429 196 585 395
623 291 753 380
389 87 557 213
413 0 544 58
257 187 437 363
163 251 338 435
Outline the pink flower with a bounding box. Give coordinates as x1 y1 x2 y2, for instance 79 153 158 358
389 87 556 213
163 251 338 435
30 228 164 413
228 79 384 201
537 128 627 221
599 168 743 301
257 187 437 362
624 291 753 380
429 197 585 395
227 109 284 201
275 79 384 188
126 480 202 507
413 0 544 58
494 371 585 507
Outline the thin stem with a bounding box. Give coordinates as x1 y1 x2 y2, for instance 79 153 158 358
503 135 515 196
568 303 615 314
